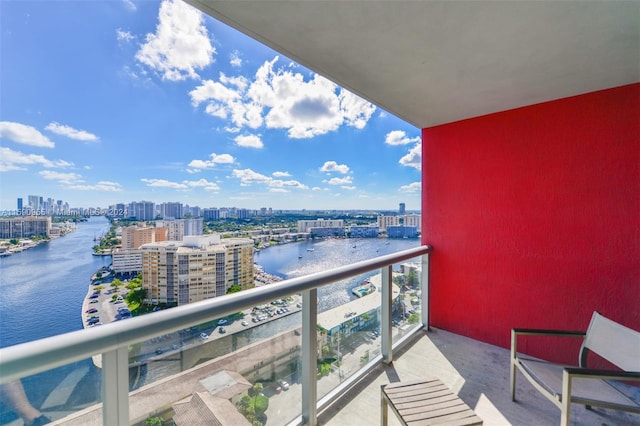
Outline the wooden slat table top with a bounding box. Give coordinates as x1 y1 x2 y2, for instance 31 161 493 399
382 379 483 426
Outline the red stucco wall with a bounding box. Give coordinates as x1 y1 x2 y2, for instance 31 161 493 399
422 83 639 364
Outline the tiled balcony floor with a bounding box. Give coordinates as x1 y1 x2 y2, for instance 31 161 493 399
318 327 640 426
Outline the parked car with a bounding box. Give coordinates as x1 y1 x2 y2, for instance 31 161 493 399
241 321 249 326
200 332 208 340
85 308 98 314
278 380 290 391
219 327 226 334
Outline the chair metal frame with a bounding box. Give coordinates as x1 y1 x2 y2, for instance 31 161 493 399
510 311 640 425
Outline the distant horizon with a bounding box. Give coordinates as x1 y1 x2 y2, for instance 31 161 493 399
1 197 420 215
0 0 422 212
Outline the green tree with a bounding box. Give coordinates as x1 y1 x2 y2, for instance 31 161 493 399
111 278 123 291
9 238 19 245
408 313 420 324
126 288 147 306
145 417 163 426
226 284 242 294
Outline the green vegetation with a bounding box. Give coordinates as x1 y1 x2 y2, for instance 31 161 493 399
408 312 420 324
125 275 147 311
226 284 242 294
9 238 19 245
145 417 163 426
238 383 269 425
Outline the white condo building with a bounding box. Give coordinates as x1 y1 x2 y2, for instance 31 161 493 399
377 214 422 232
297 219 344 233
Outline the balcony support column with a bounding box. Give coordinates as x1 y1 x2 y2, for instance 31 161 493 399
102 347 129 426
301 288 318 425
421 252 430 330
381 265 393 364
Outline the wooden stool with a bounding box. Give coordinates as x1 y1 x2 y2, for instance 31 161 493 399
381 378 483 425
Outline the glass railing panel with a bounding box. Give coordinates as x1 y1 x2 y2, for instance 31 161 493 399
316 272 382 400
125 295 303 426
391 261 423 343
0 358 102 426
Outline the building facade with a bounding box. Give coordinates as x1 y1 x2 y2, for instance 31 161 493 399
377 214 421 232
112 249 143 275
0 217 51 239
156 218 204 241
141 235 254 305
297 219 344 233
121 226 167 249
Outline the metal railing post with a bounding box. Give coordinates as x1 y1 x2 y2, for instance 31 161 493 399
102 347 129 425
381 265 393 364
301 288 318 425
421 252 430 330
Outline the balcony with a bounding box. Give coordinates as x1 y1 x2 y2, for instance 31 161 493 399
1 245 638 425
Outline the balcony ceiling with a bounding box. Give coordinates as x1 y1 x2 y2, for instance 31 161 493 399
185 0 639 128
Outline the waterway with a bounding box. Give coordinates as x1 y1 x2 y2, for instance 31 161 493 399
0 218 420 423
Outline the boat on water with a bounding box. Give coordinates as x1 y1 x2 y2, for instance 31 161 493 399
306 248 315 252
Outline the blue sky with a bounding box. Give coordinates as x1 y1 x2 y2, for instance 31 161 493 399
0 0 422 212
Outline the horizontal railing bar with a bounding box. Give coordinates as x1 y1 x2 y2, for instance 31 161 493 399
0 245 431 384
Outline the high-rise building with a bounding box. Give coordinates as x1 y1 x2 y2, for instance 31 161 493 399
203 208 220 221
140 235 254 305
155 218 203 241
121 226 167 249
160 202 183 219
28 195 41 212
17 198 22 213
128 201 155 221
399 203 406 215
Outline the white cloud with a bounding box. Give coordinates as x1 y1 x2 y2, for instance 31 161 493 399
341 185 356 190
187 152 235 172
232 168 308 190
190 79 241 105
399 143 422 171
320 161 349 174
232 168 272 186
326 176 353 185
0 147 73 171
141 178 188 189
122 0 137 11
190 56 376 139
269 188 288 193
116 28 135 42
141 178 219 191
385 130 420 146
39 170 83 184
230 50 242 67
339 89 376 129
235 134 263 148
68 181 123 192
0 122 54 148
272 171 290 177
45 122 99 142
400 182 422 193
135 0 214 81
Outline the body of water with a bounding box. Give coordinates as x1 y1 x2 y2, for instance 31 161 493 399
0 222 419 423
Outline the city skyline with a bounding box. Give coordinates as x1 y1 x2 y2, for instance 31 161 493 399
0 0 422 212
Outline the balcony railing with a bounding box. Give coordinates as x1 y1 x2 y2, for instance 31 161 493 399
0 245 431 425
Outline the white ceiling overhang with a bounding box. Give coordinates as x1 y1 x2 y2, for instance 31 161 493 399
185 1 640 128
